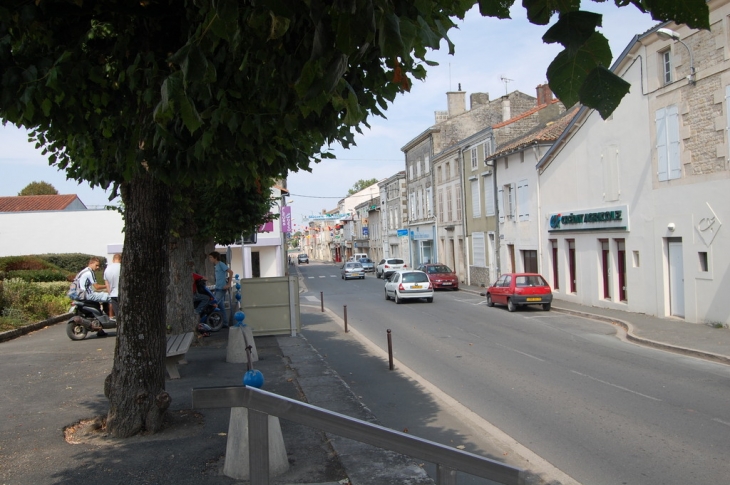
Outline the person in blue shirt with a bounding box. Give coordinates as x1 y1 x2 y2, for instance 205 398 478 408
208 251 233 328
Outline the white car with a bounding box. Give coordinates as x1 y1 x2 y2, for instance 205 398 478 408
376 258 406 279
384 270 434 304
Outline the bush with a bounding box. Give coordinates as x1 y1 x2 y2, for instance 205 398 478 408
37 253 108 274
0 279 70 332
0 254 107 283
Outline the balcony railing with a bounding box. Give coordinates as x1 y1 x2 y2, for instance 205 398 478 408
192 385 524 485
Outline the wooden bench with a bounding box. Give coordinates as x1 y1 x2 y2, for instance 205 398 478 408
165 332 195 379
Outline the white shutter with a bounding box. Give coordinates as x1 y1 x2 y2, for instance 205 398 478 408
508 183 516 219
472 232 486 267
656 107 668 181
498 186 505 223
484 174 495 216
471 179 481 218
667 105 681 180
426 187 432 217
517 179 529 221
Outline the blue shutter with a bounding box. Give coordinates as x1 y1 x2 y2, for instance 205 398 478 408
667 105 681 180
656 108 668 181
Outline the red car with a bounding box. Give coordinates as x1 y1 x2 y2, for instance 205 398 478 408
486 273 552 311
417 264 459 290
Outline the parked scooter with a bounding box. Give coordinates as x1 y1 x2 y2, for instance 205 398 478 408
66 300 117 340
196 286 224 333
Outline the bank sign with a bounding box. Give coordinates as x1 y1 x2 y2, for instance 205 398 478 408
548 205 629 232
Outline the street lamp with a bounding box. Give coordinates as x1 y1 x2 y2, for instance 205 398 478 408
485 158 501 278
657 27 695 84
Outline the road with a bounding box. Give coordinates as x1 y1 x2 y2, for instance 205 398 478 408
295 261 730 485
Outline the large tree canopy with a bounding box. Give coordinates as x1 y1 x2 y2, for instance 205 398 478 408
0 0 709 438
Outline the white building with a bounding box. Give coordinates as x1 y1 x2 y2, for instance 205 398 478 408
538 5 730 325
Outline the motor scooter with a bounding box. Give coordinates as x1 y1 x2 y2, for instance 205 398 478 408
66 300 117 340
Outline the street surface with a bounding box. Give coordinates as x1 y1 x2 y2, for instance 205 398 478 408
296 261 730 485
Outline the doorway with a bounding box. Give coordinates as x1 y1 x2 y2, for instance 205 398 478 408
667 238 684 317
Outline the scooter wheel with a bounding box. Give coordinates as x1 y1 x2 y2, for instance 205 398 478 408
207 312 224 332
66 321 88 340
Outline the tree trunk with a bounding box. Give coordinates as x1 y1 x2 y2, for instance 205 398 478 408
106 172 171 438
166 235 198 335
193 237 216 277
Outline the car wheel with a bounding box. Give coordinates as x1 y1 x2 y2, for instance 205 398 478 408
486 294 494 307
341 274 344 280
507 298 516 312
426 297 433 303
543 303 551 311
395 293 401 304
376 271 381 279
384 289 389 300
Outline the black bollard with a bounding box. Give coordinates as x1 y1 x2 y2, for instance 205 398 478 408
344 305 348 332
387 329 394 370
320 291 324 312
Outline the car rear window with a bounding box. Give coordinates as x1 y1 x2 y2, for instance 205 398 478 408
428 265 451 273
516 275 548 287
388 259 404 264
402 272 429 283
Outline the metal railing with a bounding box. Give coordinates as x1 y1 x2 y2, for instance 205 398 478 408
192 385 524 485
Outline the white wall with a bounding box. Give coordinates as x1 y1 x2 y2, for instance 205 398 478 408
0 209 124 258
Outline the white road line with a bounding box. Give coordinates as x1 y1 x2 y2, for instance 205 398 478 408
308 276 315 279
319 275 326 278
304 296 321 302
712 418 730 427
570 370 661 401
494 342 546 362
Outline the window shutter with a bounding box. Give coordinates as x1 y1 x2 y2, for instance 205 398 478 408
656 108 668 181
498 186 504 223
517 179 529 221
471 179 481 218
509 183 516 218
472 232 486 267
484 175 495 216
667 105 681 180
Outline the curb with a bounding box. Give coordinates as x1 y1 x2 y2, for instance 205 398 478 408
0 312 72 343
551 306 730 366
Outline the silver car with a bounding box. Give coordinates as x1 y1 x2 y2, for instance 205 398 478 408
384 270 434 303
376 258 406 279
341 262 365 280
358 258 375 272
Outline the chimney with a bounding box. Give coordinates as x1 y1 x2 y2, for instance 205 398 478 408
447 86 466 118
536 83 554 105
502 97 511 121
470 92 490 108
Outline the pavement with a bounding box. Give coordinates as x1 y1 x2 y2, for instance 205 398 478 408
1 275 729 485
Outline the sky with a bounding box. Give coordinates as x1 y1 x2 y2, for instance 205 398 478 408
0 4 659 221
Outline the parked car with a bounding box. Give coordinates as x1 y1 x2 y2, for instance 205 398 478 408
486 273 553 312
297 253 309 264
349 253 368 262
376 258 406 279
358 258 375 272
417 263 459 290
341 262 365 280
384 269 433 303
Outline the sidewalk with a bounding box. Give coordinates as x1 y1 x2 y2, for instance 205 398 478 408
458 283 730 365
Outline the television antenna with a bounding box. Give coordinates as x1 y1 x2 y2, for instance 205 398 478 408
500 76 513 96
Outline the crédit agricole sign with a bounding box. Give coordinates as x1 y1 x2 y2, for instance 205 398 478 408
548 205 629 232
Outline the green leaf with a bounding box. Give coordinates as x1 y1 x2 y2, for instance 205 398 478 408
41 98 52 117
182 44 208 84
546 31 611 107
180 95 203 133
268 12 290 40
477 0 514 19
524 0 582 26
543 11 603 48
578 65 631 120
635 0 710 30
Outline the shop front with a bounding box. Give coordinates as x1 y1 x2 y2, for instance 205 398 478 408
410 225 435 267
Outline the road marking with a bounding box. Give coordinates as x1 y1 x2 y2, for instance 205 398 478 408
304 296 320 302
712 418 730 428
494 342 545 362
319 275 326 278
571 370 661 401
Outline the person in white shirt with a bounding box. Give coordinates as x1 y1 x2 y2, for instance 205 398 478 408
104 253 121 317
74 257 110 337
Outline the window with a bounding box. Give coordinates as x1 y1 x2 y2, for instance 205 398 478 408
438 189 444 221
500 183 515 220
409 192 415 220
600 239 610 299
471 148 478 170
416 160 422 178
472 232 486 266
522 250 537 273
484 174 495 216
656 105 681 181
455 188 462 221
425 156 430 173
446 186 453 222
567 239 576 293
662 50 672 84
409 163 413 180
517 179 529 221
417 188 422 219
617 239 627 301
445 162 450 179
437 166 443 184
633 250 640 268
426 187 432 218
699 251 708 272
471 179 481 218
550 240 559 290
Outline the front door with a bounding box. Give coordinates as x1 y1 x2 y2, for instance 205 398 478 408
668 239 684 317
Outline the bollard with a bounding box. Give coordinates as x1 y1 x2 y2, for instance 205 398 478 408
320 291 324 312
387 329 394 370
344 305 348 333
